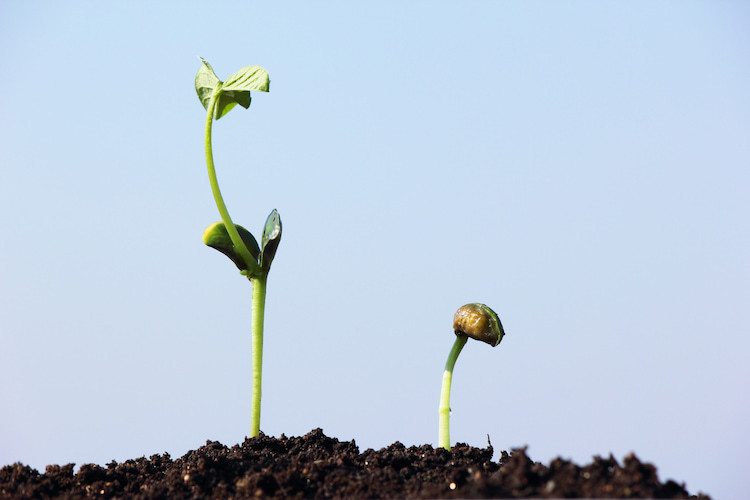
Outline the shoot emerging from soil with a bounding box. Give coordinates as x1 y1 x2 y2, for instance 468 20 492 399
196 58 278 437
439 303 505 450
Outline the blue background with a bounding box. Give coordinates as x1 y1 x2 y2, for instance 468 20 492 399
2 2 748 499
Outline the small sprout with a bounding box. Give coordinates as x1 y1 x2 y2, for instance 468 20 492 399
439 303 505 451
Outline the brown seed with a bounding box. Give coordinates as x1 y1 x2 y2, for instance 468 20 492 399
453 303 505 347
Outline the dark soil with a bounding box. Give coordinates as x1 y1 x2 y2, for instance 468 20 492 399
0 428 710 499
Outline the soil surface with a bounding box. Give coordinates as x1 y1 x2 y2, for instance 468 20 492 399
1 428 710 499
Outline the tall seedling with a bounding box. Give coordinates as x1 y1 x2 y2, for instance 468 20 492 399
195 58 279 437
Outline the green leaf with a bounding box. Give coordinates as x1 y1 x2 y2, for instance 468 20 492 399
213 91 250 120
260 209 282 272
195 57 221 110
202 221 261 273
223 66 270 93
195 59 269 120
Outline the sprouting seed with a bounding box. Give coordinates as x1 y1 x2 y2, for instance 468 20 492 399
439 303 505 450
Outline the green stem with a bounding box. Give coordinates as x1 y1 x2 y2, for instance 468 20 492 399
249 274 267 437
439 334 468 450
204 90 267 436
204 90 256 270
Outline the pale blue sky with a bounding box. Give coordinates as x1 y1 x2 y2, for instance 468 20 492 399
1 2 749 499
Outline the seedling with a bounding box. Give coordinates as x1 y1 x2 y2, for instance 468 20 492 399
439 303 505 450
195 58 278 437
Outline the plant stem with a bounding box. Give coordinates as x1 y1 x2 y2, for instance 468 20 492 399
439 334 468 451
204 90 257 270
204 90 268 436
249 274 267 437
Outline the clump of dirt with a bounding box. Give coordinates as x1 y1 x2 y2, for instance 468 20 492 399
0 428 710 499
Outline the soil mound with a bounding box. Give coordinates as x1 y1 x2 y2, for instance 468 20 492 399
0 428 710 499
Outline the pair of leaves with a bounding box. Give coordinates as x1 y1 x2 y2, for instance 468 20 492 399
203 209 282 276
195 57 270 120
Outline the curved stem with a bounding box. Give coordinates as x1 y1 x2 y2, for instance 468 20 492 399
439 334 468 450
249 274 267 437
204 90 256 270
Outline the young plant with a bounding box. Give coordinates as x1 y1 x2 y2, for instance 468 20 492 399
439 303 505 451
195 58 278 437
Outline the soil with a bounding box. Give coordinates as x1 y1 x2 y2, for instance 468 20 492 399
0 428 710 499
